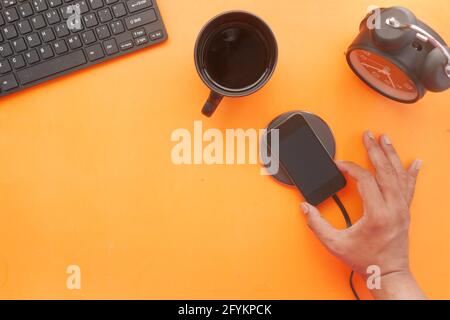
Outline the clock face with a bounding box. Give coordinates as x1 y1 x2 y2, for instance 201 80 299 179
348 49 419 102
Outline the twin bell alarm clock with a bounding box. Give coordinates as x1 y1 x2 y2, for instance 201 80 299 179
346 6 450 103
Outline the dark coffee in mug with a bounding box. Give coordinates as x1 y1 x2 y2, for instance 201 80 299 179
195 11 278 117
203 22 270 91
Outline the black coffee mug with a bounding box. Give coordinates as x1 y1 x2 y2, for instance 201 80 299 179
194 11 278 117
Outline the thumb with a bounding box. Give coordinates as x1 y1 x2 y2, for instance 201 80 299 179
300 202 339 246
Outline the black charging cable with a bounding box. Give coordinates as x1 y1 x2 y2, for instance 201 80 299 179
332 194 360 300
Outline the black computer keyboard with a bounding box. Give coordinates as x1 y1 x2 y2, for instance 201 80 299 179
0 0 167 97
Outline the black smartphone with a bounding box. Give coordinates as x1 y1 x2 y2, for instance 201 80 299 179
267 114 346 205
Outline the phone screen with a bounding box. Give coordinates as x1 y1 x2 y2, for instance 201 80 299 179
269 114 346 205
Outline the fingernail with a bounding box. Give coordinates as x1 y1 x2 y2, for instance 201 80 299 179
300 203 309 214
366 131 375 140
382 135 392 145
414 159 423 171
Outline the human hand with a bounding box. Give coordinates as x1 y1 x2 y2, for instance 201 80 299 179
300 131 426 299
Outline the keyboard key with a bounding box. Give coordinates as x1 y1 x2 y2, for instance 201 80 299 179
67 35 82 49
38 44 54 60
53 40 68 54
2 0 17 8
149 30 163 41
81 30 96 45
134 35 148 46
24 49 40 64
12 37 27 52
98 7 112 23
32 0 48 13
119 40 133 51
125 9 157 30
3 24 17 39
10 55 26 69
89 0 104 10
83 13 98 28
17 20 32 34
132 29 145 38
0 60 11 74
0 43 13 57
26 33 41 48
45 10 61 25
85 43 104 61
103 38 118 55
55 23 70 37
4 7 19 23
74 1 89 14
127 0 152 13
18 3 34 18
48 0 63 8
40 28 56 42
60 1 88 19
95 25 110 40
67 15 83 32
60 4 74 19
0 73 18 91
110 20 124 34
112 3 127 18
31 14 46 29
17 50 87 84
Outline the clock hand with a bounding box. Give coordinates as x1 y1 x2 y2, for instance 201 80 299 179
366 58 385 68
386 73 395 88
361 63 395 87
361 63 384 73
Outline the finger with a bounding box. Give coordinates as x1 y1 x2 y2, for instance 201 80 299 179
379 134 409 193
336 160 373 181
379 134 407 178
336 160 385 216
406 159 422 205
300 203 339 248
363 131 402 200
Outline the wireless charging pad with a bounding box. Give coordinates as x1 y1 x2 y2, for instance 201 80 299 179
263 111 336 186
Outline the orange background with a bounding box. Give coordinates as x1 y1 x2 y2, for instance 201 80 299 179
0 0 449 299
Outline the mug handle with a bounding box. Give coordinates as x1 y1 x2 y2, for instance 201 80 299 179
202 91 223 117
